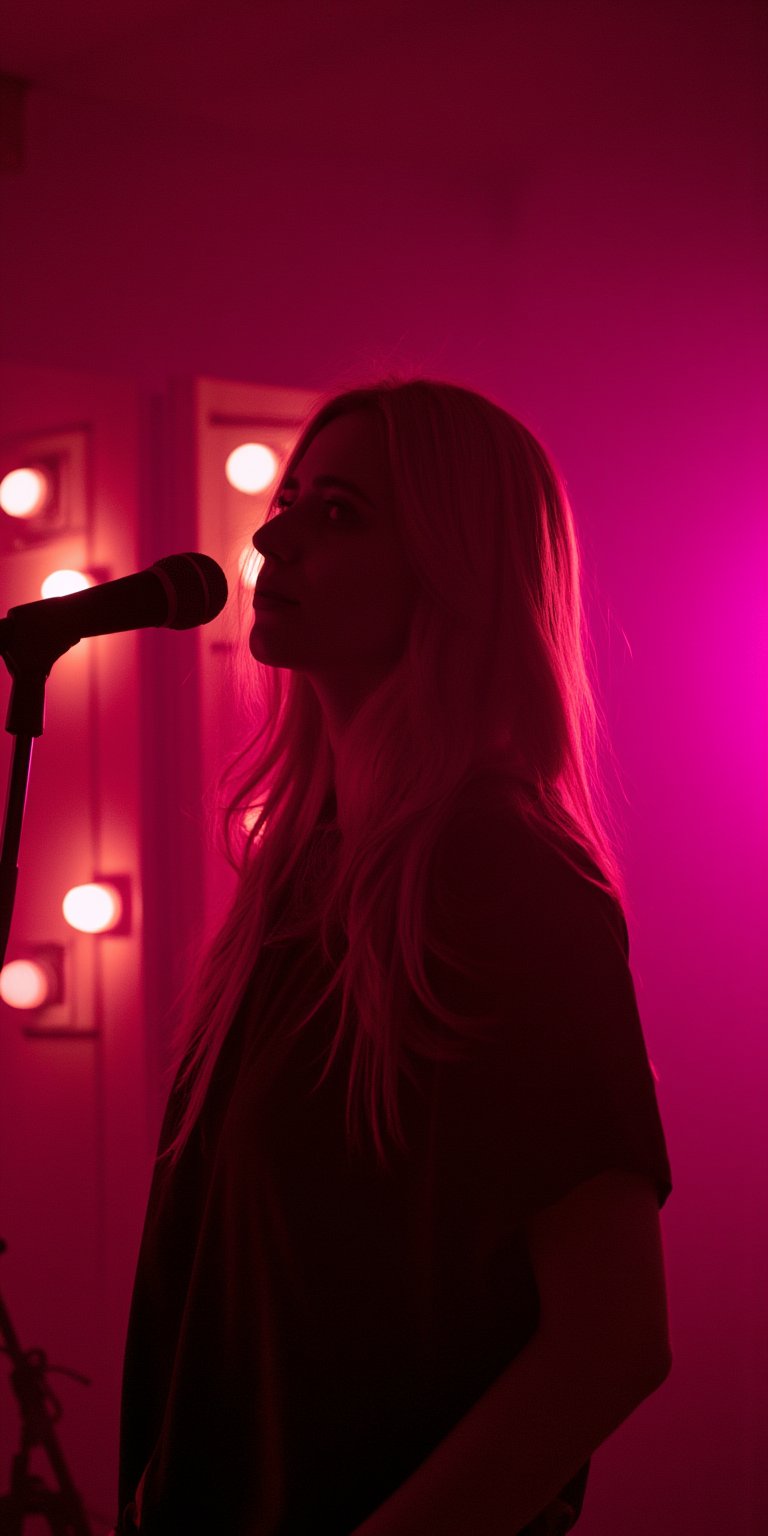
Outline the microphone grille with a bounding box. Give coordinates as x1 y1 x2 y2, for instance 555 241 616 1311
151 553 228 629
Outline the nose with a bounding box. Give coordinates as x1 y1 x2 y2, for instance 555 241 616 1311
252 514 291 559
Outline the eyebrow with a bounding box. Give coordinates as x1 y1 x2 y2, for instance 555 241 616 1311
281 473 377 511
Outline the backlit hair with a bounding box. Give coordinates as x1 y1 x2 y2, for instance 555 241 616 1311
163 377 630 1169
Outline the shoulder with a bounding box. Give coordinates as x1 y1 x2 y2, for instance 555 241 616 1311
429 770 628 973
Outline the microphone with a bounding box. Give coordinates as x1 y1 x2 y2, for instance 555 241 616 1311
0 553 228 651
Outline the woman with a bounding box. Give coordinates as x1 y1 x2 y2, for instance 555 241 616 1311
116 379 672 1534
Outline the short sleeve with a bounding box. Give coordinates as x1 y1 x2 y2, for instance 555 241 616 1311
425 796 673 1221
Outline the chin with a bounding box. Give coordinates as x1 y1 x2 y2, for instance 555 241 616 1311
248 629 270 661
248 629 296 668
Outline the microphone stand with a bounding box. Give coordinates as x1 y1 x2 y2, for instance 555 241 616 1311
0 1240 93 1536
0 618 75 969
0 630 94 1534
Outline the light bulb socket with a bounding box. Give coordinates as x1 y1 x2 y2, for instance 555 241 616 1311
0 943 85 1036
0 428 88 549
1 943 65 1010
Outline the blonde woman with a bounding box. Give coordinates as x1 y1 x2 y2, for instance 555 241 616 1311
117 379 672 1535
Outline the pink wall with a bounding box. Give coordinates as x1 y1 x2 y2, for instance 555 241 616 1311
0 3 766 1531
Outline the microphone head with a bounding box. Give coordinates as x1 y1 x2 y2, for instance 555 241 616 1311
151 553 228 629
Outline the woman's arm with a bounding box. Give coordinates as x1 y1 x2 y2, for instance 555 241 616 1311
351 1169 672 1536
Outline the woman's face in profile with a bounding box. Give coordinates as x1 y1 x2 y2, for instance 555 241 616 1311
250 410 418 696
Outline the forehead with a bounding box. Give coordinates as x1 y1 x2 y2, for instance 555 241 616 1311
290 409 393 498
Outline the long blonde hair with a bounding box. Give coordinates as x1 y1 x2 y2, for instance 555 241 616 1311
164 377 630 1169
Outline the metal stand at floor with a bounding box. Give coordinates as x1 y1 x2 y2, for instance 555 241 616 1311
0 1239 93 1536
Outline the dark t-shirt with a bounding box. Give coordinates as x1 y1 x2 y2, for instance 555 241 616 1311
117 776 672 1534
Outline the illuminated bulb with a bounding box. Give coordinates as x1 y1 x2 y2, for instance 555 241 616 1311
41 569 94 599
225 443 278 495
0 466 52 518
238 544 263 590
63 882 123 934
0 958 56 1010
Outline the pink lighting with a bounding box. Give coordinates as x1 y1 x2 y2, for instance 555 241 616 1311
0 0 762 1524
62 882 123 934
225 443 278 494
0 465 53 518
41 568 94 599
0 957 57 1009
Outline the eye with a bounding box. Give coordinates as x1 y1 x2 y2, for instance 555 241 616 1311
268 490 354 524
322 498 353 524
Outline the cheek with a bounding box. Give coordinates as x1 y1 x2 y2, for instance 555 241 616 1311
363 572 416 652
312 575 413 661
351 562 411 614
317 552 407 617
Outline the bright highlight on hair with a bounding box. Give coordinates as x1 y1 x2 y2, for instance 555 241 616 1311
62 883 123 934
238 545 264 590
41 569 94 599
241 803 266 838
0 958 56 1009
225 443 278 495
0 466 52 518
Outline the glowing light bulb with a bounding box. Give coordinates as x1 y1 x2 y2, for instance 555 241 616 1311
63 882 123 934
41 569 94 599
0 466 52 518
225 443 278 495
238 545 263 590
0 958 56 1009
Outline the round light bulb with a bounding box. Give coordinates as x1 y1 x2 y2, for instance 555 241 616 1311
225 443 278 495
0 466 52 518
62 882 123 934
0 958 55 1010
41 569 94 599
